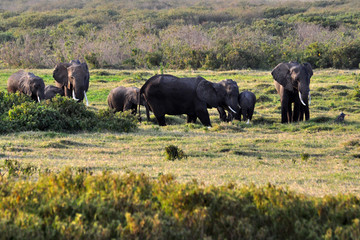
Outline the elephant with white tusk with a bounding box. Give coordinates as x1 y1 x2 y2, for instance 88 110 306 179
139 75 240 127
272 61 313 123
53 60 90 106
7 70 45 102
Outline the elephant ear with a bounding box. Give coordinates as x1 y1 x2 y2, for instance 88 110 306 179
20 72 32 96
81 62 90 91
303 62 313 79
53 63 71 88
271 62 293 92
196 79 218 107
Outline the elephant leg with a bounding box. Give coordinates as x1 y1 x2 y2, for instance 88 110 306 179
281 98 290 123
196 109 211 127
242 109 247 122
187 114 197 123
299 105 304 121
293 102 300 122
131 105 137 115
145 104 151 121
248 107 254 121
217 107 227 122
304 106 310 121
154 114 166 126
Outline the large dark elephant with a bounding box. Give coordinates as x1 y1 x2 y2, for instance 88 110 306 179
7 70 45 102
139 74 240 127
53 60 89 106
107 86 150 120
44 85 64 100
271 61 313 123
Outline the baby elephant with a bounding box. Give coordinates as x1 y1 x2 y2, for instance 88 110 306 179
44 85 64 100
107 86 150 120
236 91 256 124
7 70 45 102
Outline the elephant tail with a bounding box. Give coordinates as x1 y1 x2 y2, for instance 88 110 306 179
138 88 142 123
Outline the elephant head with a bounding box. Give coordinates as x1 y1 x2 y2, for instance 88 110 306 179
196 78 240 114
53 60 90 105
7 70 45 102
271 62 313 106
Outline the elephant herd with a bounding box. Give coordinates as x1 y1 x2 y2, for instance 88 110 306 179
109 74 256 127
7 60 313 127
7 60 89 106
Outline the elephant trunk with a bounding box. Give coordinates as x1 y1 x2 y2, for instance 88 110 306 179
298 82 310 106
36 89 45 102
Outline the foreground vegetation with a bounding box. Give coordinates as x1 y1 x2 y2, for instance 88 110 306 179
1 168 360 239
0 0 360 69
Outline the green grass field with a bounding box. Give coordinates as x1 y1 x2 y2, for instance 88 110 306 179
0 68 359 197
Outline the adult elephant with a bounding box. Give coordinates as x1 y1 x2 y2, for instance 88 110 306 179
107 86 150 120
139 74 240 127
7 70 45 102
53 60 89 106
44 85 64 100
271 61 312 123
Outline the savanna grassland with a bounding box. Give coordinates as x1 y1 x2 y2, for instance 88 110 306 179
1 1 360 238
0 68 359 197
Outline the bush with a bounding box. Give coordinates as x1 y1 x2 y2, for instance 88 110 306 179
165 145 186 160
0 92 137 134
0 169 360 239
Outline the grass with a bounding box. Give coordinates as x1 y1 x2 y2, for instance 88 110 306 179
0 68 359 197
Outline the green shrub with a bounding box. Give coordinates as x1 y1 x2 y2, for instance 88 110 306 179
96 109 137 132
0 170 360 239
7 101 64 131
0 92 137 134
165 145 186 161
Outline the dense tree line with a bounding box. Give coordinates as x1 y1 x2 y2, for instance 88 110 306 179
0 0 359 70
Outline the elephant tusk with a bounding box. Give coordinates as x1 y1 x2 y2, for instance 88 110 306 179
308 91 311 105
37 96 41 103
84 91 89 106
299 91 306 106
228 106 237 114
246 119 250 124
72 90 80 101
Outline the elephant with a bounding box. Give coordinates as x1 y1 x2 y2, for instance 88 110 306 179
53 60 90 106
217 90 256 123
271 61 313 123
7 70 45 102
237 91 256 124
107 86 150 120
44 85 64 100
139 74 240 127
